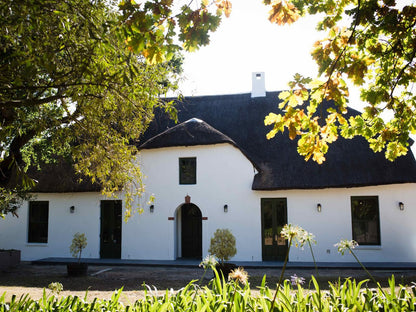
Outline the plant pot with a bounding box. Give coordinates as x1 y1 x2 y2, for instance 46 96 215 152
215 262 237 277
67 262 88 276
0 249 21 270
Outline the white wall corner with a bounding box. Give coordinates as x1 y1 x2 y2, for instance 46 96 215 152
251 72 266 98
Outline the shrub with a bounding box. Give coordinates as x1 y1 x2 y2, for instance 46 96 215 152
208 228 236 264
48 282 63 295
69 232 87 263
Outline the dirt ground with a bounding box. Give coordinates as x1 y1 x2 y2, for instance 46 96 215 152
0 262 415 303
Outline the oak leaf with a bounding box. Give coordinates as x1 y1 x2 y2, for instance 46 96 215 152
216 0 232 17
268 0 300 25
264 112 281 125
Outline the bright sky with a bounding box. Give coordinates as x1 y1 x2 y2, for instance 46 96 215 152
177 1 416 156
178 1 323 96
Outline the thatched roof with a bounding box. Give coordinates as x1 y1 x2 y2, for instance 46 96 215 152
141 118 237 149
140 118 258 169
140 92 416 190
29 91 416 192
27 158 101 193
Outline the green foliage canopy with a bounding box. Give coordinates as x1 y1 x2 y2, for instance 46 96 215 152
0 0 233 218
264 0 416 163
0 0 185 217
119 0 232 62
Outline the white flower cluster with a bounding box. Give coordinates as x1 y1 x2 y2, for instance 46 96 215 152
199 254 218 269
334 239 359 255
280 224 316 248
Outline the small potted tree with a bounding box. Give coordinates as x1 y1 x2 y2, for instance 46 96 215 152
67 232 88 276
208 228 237 276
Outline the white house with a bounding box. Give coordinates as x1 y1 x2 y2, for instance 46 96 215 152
2 72 416 264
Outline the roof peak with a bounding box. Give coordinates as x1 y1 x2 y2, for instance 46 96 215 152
185 118 203 123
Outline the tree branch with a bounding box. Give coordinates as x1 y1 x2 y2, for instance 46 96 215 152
321 0 361 97
1 92 104 108
389 44 416 100
0 128 39 186
0 103 85 186
1 95 65 108
0 81 115 92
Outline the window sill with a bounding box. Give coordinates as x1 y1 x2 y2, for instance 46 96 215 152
355 245 382 250
26 243 48 247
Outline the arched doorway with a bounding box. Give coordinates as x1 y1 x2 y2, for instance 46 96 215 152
181 203 202 259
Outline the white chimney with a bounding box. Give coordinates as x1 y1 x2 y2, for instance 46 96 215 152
251 72 266 98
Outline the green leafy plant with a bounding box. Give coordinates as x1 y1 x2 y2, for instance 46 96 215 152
0 187 33 218
335 238 385 295
2 244 416 311
208 228 236 264
2 272 416 312
69 233 87 264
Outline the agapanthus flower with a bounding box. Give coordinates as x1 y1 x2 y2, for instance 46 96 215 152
334 239 359 255
280 224 302 240
280 224 315 248
199 254 218 269
290 274 305 286
228 267 249 285
298 230 316 248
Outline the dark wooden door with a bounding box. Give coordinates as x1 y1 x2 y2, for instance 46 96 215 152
100 200 122 259
181 204 202 259
261 198 287 261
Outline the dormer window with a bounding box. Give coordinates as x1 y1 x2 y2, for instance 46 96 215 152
179 157 196 184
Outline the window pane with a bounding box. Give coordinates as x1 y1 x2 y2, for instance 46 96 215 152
262 202 273 246
28 201 49 243
179 157 196 184
351 196 380 245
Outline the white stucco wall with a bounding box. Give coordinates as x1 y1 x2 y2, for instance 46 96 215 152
123 143 261 261
1 142 415 263
126 143 416 263
0 193 102 261
256 184 416 263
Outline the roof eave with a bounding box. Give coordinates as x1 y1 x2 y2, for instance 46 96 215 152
252 179 416 191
